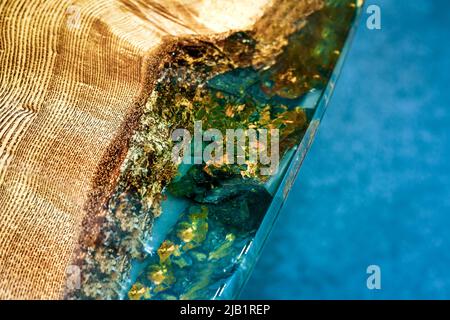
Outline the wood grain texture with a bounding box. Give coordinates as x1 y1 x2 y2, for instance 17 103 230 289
0 0 321 299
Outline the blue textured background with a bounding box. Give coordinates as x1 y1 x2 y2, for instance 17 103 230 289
241 0 450 299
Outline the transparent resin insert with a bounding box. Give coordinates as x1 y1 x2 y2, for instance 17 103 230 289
120 0 363 300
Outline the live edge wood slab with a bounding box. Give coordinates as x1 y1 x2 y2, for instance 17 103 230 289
0 0 322 299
